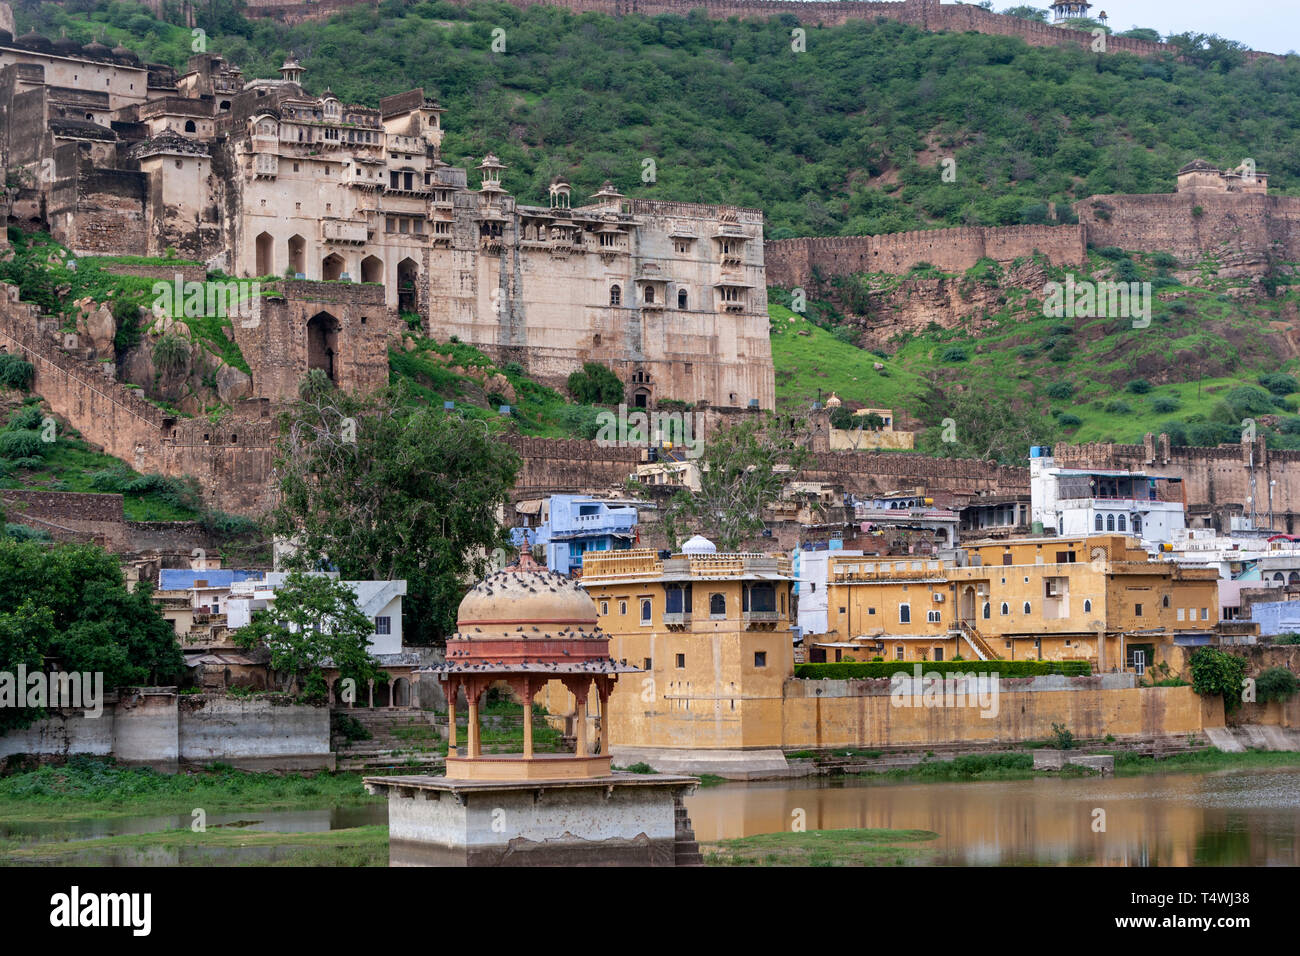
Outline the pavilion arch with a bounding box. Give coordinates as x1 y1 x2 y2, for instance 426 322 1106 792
255 232 274 276
288 235 306 276
361 254 383 284
397 257 419 313
321 253 345 281
307 311 340 382
392 677 411 707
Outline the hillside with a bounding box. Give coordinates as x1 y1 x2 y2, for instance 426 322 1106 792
15 0 1300 238
769 248 1300 461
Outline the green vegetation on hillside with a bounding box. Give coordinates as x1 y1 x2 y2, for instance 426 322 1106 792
18 0 1300 238
770 250 1300 459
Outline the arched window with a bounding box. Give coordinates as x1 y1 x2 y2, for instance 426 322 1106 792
1084 599 1092 613
1106 514 1115 531
1133 515 1142 534
609 285 621 306
1162 594 1170 608
1095 514 1104 531
982 601 991 619
1001 602 1009 616
184 119 196 133
1118 514 1127 532
678 289 688 309
644 286 655 304
709 593 725 617
1023 601 1032 614
899 604 911 624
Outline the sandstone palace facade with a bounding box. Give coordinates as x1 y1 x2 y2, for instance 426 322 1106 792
0 37 774 409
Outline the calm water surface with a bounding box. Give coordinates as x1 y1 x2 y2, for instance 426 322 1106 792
685 769 1300 865
4 770 1298 865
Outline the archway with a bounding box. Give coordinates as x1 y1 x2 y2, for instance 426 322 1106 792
397 257 418 313
393 677 411 707
307 312 340 382
360 254 383 284
321 253 345 281
288 235 305 276
632 388 650 408
960 586 976 624
255 232 273 276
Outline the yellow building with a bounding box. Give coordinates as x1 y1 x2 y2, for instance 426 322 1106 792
551 540 793 765
819 535 1220 671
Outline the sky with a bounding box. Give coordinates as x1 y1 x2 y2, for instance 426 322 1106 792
974 1 1300 55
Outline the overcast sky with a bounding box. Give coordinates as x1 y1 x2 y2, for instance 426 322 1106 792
973 1 1299 54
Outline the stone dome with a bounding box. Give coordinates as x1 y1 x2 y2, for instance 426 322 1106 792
825 391 842 408
454 552 599 642
82 39 110 58
52 36 81 55
17 31 52 52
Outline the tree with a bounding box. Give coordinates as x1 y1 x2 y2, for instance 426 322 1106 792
1189 647 1249 714
0 539 184 733
1000 6 1048 21
232 572 385 698
566 362 624 405
651 414 811 550
917 390 1059 465
266 378 520 645
1167 32 1249 72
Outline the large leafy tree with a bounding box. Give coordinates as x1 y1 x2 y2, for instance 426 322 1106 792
652 414 811 551
266 376 520 645
916 389 1059 465
232 571 386 698
0 539 185 733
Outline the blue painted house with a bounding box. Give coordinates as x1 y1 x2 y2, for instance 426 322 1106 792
511 495 638 575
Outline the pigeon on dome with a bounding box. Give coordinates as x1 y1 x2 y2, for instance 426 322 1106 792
681 534 717 556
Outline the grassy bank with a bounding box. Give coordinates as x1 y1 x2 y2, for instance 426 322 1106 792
844 747 1300 784
0 758 380 822
705 828 939 867
0 825 387 867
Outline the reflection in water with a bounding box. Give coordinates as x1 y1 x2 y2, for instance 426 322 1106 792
684 770 1300 866
6 770 1299 866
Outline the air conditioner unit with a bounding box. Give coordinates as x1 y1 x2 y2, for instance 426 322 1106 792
932 593 945 603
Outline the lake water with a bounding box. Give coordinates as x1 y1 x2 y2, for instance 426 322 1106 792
683 769 1300 866
4 769 1298 866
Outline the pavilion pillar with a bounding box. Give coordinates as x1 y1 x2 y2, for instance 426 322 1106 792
598 679 611 757
446 680 457 752
522 679 534 759
574 684 589 758
467 685 481 758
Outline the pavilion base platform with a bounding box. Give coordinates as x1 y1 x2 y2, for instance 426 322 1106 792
364 771 700 866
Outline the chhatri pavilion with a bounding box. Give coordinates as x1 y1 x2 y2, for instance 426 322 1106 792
365 552 701 866
438 550 637 778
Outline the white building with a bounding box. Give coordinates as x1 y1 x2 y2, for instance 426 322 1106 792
1029 446 1187 546
225 572 406 654
794 548 863 637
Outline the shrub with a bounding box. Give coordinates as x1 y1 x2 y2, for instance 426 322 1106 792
1256 666 1299 704
0 429 46 459
1057 413 1082 427
1225 385 1274 416
794 660 1091 679
1150 396 1180 414
939 346 969 363
1259 372 1299 396
503 361 525 377
1126 378 1152 394
1104 400 1133 415
1189 647 1248 713
7 405 44 431
152 333 190 377
1050 722 1075 750
1096 246 1127 260
1149 251 1179 270
566 362 624 405
0 354 35 390
1046 381 1074 400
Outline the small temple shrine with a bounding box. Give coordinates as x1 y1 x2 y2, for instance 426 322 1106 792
365 552 701 866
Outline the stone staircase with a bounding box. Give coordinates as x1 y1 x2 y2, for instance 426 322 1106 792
673 797 704 867
956 621 997 661
332 708 446 772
